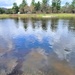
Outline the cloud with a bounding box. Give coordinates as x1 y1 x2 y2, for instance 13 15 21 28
61 0 72 5
0 0 72 8
0 0 14 8
0 0 42 8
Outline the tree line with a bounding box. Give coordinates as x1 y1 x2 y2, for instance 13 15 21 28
0 0 75 14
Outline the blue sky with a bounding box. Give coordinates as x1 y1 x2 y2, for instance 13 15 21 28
0 0 72 8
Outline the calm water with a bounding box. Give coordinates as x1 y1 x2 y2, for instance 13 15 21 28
0 18 75 75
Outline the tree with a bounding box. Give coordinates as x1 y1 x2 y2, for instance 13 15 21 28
56 0 61 13
71 0 75 8
65 2 70 8
19 0 27 13
71 0 75 13
52 0 61 13
12 3 19 14
0 8 5 14
42 0 49 5
61 2 74 13
21 0 27 7
6 9 13 14
65 2 71 13
42 0 49 13
30 0 35 13
34 1 41 11
52 0 56 13
24 6 31 13
31 0 35 6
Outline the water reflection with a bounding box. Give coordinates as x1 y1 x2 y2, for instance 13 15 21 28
0 18 75 75
50 18 58 31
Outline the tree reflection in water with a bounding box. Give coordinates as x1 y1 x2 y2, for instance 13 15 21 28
0 18 75 75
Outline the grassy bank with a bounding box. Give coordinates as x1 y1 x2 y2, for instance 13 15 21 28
0 14 75 19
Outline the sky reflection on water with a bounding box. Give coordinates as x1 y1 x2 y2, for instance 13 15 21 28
0 18 75 75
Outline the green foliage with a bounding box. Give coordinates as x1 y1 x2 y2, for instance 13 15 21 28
65 2 70 8
71 0 75 8
56 0 61 12
52 0 56 12
41 0 49 13
19 0 27 8
31 0 35 6
22 0 27 7
19 0 27 13
42 0 49 5
6 9 13 14
12 3 19 14
52 0 61 13
0 0 75 14
34 1 41 11
0 8 5 14
71 0 75 13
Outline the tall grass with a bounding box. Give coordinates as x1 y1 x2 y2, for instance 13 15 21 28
0 14 75 19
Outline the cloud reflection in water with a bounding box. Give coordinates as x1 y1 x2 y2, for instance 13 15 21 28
0 18 75 75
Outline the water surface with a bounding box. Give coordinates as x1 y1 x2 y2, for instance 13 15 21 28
0 18 75 75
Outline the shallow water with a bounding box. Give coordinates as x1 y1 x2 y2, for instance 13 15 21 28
0 18 75 75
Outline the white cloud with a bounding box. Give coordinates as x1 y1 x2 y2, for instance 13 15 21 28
15 0 42 6
0 0 72 8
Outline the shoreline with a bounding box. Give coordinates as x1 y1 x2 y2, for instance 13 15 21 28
0 14 75 19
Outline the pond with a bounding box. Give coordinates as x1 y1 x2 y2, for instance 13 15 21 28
0 18 75 75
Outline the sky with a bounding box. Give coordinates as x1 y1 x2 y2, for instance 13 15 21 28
0 0 72 8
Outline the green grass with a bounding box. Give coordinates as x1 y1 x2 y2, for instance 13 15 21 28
51 14 75 18
0 14 9 18
0 13 75 19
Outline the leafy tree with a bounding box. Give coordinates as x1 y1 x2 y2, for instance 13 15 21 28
24 6 31 13
12 3 19 14
60 2 69 13
0 8 5 14
71 0 75 13
65 2 70 8
71 0 75 8
0 0 75 14
42 0 49 5
6 9 13 14
31 0 35 6
61 2 71 13
21 0 27 7
52 0 56 13
42 0 49 13
34 1 41 11
56 0 61 13
19 0 27 13
52 0 61 13
30 0 35 13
